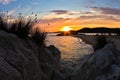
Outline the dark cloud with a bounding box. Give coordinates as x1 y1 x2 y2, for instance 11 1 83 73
78 15 120 22
91 7 120 15
80 11 93 14
79 15 101 19
51 10 68 14
37 18 70 24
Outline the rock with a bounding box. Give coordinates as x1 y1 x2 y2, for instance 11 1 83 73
38 46 56 64
67 43 120 80
52 69 66 80
0 30 63 80
0 30 66 80
0 30 45 80
0 57 22 80
1 29 120 80
47 45 61 62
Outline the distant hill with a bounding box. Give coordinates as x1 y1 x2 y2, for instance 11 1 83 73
77 27 120 35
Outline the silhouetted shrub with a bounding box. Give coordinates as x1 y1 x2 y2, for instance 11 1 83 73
10 19 34 38
0 16 47 45
31 28 47 45
94 35 107 51
0 17 8 32
0 16 34 38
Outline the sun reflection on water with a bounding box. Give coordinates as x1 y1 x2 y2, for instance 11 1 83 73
46 34 93 62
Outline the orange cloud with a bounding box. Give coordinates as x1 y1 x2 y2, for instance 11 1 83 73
36 16 120 32
6 8 119 32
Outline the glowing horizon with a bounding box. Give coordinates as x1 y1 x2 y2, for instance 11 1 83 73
61 26 72 32
0 0 120 32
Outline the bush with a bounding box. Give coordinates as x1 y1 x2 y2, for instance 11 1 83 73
0 17 34 38
0 16 47 45
9 19 34 38
0 17 8 32
31 28 47 45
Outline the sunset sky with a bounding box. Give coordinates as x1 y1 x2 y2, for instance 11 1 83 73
0 0 120 32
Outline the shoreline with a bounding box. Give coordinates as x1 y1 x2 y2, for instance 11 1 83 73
72 34 96 48
72 34 120 50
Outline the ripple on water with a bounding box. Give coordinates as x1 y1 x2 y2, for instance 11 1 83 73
46 35 94 62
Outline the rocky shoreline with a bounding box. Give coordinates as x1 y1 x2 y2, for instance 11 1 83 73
0 30 120 80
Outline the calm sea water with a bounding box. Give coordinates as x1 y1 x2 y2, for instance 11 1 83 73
46 34 93 62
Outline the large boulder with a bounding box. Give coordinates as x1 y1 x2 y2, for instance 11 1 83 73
67 43 120 80
0 30 44 80
0 30 64 80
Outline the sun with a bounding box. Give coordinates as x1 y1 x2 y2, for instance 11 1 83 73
61 26 72 32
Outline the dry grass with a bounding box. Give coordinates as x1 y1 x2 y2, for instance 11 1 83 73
0 16 47 45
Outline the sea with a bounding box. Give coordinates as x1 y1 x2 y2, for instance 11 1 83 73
46 33 94 63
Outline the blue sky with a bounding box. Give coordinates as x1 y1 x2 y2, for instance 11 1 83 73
0 0 120 15
0 0 120 32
